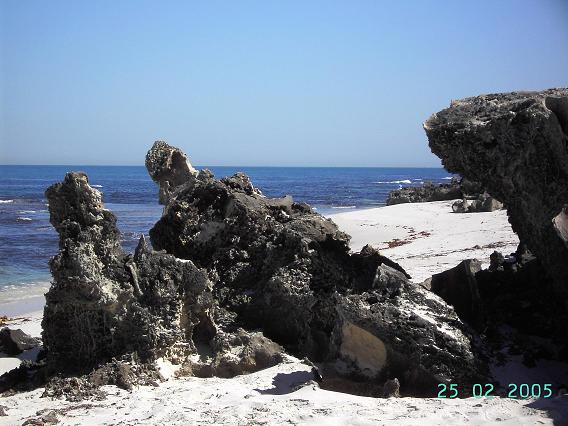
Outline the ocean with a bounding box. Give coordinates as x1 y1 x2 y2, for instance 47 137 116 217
0 165 454 305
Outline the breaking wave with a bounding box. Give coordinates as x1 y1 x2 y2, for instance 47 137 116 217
374 179 412 184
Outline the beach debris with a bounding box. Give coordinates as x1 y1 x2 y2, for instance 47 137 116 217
424 88 568 302
0 328 40 355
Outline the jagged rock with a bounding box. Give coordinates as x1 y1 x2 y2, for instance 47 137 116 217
145 141 198 204
430 260 484 330
424 88 568 299
382 378 400 397
452 192 504 213
0 328 40 355
43 172 212 371
36 142 488 398
145 142 485 395
39 171 286 399
386 178 484 206
489 251 504 271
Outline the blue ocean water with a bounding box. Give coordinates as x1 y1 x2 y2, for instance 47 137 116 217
0 165 454 303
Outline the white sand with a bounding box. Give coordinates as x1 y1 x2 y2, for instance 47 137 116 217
1 201 567 425
1 355 567 425
329 200 519 283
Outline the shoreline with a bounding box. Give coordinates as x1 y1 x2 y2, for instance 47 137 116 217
329 200 519 283
1 201 567 424
0 200 518 317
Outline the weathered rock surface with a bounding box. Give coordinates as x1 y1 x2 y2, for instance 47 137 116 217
21 141 488 398
0 328 40 356
386 178 484 206
41 171 282 380
145 141 198 204
428 260 484 330
424 88 568 298
452 192 503 213
144 141 485 395
429 245 568 363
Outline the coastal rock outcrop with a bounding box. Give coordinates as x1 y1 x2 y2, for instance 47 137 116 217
42 172 282 378
144 141 485 395
425 89 568 298
28 141 489 398
386 178 485 206
451 192 504 213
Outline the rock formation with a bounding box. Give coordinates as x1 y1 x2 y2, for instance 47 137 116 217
42 171 282 379
427 260 484 330
451 192 503 213
33 142 488 398
386 178 485 206
425 89 568 299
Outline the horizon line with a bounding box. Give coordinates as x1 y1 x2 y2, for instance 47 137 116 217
0 163 446 169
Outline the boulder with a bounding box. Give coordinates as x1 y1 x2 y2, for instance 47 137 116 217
430 260 484 330
452 193 504 213
0 328 40 355
424 88 568 299
386 178 484 206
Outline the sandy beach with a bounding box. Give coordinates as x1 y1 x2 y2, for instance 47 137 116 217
329 200 520 283
1 201 567 425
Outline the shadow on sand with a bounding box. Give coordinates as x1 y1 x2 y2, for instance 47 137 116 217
254 370 314 395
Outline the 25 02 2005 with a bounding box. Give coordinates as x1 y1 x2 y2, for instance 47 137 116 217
437 383 554 398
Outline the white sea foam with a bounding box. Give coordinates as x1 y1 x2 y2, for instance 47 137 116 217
92 184 103 188
332 205 356 209
442 176 453 180
16 217 32 222
0 199 14 204
18 210 37 214
374 179 412 184
0 280 50 304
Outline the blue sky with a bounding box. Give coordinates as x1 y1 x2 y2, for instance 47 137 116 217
1 0 567 167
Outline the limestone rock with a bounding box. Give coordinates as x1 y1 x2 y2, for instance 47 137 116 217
424 88 568 298
34 143 488 398
146 143 485 395
145 141 198 204
0 328 40 356
386 178 483 206
430 260 484 330
452 192 504 213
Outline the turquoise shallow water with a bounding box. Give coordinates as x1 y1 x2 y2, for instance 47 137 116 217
0 165 454 303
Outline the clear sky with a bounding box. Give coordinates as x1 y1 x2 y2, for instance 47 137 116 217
1 0 567 167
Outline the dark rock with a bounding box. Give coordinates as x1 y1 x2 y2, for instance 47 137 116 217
489 251 504 271
42 171 285 383
386 178 485 206
452 192 503 213
0 328 40 355
430 260 484 330
382 377 400 397
37 142 488 398
424 88 568 299
146 143 485 394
